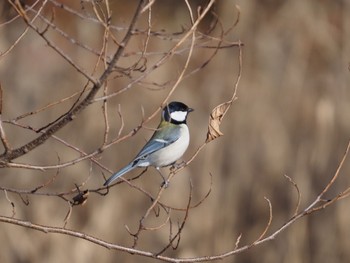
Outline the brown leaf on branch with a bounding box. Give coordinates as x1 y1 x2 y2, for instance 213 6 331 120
206 101 233 142
71 189 89 206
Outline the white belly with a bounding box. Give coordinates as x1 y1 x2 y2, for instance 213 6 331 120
147 124 190 167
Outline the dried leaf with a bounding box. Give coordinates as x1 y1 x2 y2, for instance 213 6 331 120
206 101 232 143
71 190 89 206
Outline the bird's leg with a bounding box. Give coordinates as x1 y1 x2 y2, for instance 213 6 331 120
156 167 169 188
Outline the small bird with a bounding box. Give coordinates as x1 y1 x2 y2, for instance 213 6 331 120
104 101 194 186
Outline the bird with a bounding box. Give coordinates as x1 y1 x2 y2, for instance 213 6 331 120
104 101 194 186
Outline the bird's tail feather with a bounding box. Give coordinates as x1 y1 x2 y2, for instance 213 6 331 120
104 163 135 186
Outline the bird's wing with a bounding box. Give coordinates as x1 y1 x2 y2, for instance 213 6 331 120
134 123 181 162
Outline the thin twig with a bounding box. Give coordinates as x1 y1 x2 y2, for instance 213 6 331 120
284 174 301 216
0 84 11 152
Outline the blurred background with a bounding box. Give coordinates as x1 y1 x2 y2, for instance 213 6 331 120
1 0 350 262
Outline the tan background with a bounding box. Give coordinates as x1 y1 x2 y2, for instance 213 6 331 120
1 0 350 262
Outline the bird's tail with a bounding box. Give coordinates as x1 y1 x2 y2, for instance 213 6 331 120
104 163 135 186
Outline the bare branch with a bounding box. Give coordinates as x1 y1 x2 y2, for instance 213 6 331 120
0 0 146 163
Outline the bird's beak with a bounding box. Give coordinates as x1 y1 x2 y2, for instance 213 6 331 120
188 108 194 113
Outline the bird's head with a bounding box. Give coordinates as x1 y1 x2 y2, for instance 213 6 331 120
162 101 194 124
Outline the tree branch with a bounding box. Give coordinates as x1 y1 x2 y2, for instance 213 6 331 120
0 0 145 163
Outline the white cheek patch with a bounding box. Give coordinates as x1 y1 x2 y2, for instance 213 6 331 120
170 111 187 122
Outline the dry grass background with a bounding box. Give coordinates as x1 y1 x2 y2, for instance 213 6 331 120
1 0 350 262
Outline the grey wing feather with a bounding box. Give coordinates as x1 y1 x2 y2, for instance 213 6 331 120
103 163 135 186
135 132 180 161
136 140 171 159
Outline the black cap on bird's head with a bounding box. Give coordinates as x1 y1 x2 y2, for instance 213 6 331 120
162 101 194 124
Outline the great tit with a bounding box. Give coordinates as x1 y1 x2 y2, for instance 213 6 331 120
104 101 193 186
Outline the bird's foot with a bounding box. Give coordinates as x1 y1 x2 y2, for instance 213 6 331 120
160 179 170 188
170 161 186 171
